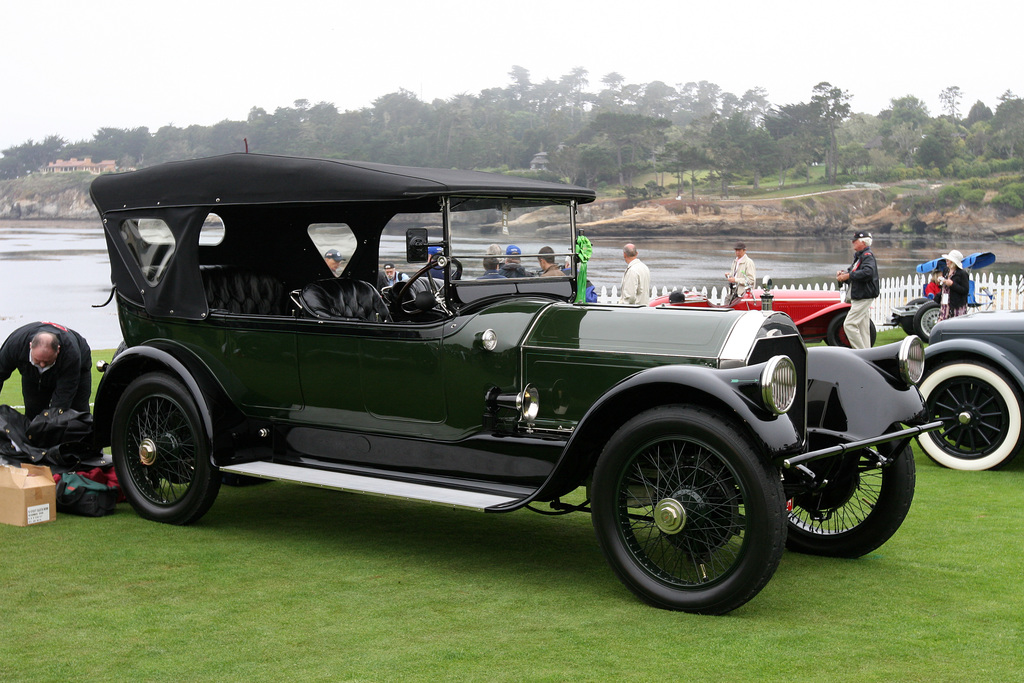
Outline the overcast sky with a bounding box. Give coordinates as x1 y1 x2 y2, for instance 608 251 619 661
3 0 1019 153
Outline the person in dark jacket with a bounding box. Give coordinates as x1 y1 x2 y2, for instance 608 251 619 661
498 245 532 278
0 322 92 419
835 231 879 349
938 249 970 321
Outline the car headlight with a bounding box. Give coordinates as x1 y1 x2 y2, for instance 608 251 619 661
520 384 540 423
494 383 540 424
760 355 797 415
898 335 925 385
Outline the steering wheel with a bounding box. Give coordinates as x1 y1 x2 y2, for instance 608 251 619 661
388 256 443 315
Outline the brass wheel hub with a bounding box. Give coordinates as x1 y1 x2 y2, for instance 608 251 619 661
139 438 157 466
654 498 687 535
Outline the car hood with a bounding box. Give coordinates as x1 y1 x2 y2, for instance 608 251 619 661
931 310 1024 342
524 303 791 365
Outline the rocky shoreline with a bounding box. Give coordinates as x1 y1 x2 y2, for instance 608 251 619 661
576 190 1024 241
4 178 1024 240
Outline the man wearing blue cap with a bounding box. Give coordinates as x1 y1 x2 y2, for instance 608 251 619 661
324 249 345 277
499 245 532 278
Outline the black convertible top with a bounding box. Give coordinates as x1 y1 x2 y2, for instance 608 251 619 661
90 153 596 213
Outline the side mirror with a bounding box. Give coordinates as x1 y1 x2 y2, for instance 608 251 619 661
406 228 429 263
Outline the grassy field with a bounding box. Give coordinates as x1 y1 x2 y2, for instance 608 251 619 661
2 341 1022 681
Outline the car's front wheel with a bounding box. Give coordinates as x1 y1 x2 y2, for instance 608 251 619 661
917 361 1024 470
591 406 785 615
786 442 915 557
111 372 221 524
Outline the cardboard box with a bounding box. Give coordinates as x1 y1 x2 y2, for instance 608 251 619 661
0 464 56 526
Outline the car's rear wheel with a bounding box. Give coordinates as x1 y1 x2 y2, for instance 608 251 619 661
111 372 221 524
898 298 928 334
913 299 941 342
917 361 1024 470
826 312 877 347
591 406 785 615
786 442 915 557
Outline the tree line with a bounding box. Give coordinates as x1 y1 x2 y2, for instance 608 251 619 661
3 67 1023 201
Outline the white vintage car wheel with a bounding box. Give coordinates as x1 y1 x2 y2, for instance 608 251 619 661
918 361 1023 470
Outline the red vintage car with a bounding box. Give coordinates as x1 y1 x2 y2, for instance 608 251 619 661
650 287 877 347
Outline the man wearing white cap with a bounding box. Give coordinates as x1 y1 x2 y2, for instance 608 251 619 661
836 231 878 349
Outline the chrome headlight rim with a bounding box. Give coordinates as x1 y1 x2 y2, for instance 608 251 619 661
898 335 926 385
519 384 539 423
760 355 797 416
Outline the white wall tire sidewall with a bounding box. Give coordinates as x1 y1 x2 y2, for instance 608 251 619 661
919 363 1022 470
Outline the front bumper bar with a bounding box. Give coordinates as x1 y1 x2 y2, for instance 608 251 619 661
777 420 944 469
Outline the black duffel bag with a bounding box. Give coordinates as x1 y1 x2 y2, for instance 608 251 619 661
55 472 118 517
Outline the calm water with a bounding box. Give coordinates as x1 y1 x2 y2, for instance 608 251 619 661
3 219 1022 350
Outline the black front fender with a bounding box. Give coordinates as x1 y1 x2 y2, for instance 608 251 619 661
534 362 804 499
806 345 928 445
925 338 1024 394
93 343 247 461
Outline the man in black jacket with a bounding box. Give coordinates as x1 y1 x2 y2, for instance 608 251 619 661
0 322 92 419
836 231 879 349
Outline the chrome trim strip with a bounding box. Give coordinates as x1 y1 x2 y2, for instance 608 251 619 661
518 343 718 363
719 311 771 366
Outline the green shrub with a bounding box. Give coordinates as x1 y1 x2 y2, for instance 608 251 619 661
937 185 963 206
991 193 1023 210
962 188 986 205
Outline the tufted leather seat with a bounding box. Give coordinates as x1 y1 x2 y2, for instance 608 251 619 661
201 266 287 315
300 278 392 322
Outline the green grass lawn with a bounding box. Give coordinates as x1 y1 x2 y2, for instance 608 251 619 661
2 341 1022 681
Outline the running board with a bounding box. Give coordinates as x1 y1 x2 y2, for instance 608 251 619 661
219 461 521 511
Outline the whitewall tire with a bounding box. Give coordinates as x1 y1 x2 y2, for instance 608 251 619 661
918 361 1023 470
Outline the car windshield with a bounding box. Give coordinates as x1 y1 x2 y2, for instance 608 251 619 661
380 198 575 281
449 198 574 280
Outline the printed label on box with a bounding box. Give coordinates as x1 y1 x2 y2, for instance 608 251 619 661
26 503 50 525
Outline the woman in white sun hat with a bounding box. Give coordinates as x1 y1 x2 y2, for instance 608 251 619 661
938 249 969 321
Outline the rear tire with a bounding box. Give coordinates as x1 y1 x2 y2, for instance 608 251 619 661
898 298 929 335
913 300 941 342
111 372 220 525
591 406 785 614
826 312 877 347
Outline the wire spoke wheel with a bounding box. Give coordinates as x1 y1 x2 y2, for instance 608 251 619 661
790 454 882 535
592 406 784 614
785 443 915 558
619 438 745 586
112 372 221 525
124 394 198 505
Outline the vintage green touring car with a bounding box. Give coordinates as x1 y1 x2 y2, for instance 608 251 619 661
89 153 938 614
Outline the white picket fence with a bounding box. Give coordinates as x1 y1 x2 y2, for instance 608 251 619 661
597 271 1024 326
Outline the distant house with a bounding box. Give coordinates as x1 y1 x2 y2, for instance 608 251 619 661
43 157 117 174
529 152 549 171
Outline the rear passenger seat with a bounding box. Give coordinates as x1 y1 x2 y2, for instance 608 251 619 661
200 265 287 315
